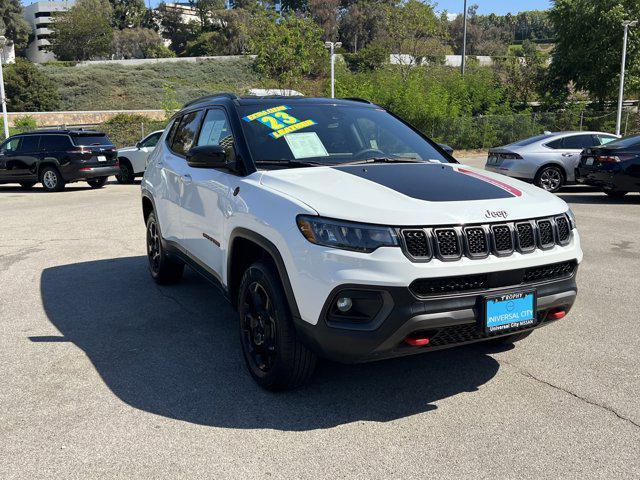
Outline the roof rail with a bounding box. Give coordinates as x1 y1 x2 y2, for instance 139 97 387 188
182 92 238 108
342 97 373 104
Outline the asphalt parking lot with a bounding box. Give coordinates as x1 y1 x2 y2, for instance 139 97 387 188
1 157 639 479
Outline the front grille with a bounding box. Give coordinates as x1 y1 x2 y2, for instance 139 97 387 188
426 314 549 348
409 260 577 298
516 222 535 251
492 225 513 254
523 260 576 283
555 216 570 244
410 274 488 296
465 227 488 256
399 214 572 262
537 219 554 248
434 229 461 258
402 229 430 258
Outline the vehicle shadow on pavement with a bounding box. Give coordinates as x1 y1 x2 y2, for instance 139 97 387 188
39 256 500 431
558 193 640 205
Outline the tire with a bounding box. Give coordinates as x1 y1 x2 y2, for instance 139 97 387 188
534 165 564 193
603 188 628 199
39 166 66 192
87 177 108 189
19 181 36 189
115 160 134 184
146 211 184 284
484 330 533 347
238 260 317 390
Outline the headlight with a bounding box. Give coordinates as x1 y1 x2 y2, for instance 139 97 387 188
566 208 577 229
296 215 399 252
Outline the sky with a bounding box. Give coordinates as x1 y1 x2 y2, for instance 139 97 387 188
436 0 551 15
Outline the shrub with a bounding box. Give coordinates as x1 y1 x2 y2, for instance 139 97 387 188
100 113 168 147
13 115 37 133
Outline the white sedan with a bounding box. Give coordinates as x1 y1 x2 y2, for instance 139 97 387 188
115 130 163 184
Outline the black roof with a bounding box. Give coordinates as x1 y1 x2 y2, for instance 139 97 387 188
18 129 106 136
182 92 377 109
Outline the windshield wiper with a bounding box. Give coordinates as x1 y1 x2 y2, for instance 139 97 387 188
255 160 322 168
338 156 426 166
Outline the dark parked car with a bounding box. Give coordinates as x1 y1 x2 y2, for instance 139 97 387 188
0 130 119 192
576 134 640 198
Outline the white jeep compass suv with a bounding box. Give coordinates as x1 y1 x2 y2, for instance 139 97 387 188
142 94 582 390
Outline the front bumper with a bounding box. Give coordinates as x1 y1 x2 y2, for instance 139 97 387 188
294 272 577 363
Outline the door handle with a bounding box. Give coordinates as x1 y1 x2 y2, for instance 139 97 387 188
182 174 192 184
562 153 575 157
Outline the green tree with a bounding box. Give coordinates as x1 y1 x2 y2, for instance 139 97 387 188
4 59 61 111
0 0 30 50
383 0 446 72
251 13 326 88
113 27 174 58
48 0 114 61
186 9 251 55
157 2 201 55
108 0 147 29
550 0 640 101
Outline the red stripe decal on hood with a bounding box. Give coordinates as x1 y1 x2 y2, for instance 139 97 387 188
457 168 522 197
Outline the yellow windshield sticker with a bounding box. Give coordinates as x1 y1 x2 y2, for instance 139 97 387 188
243 105 316 139
270 119 316 139
242 105 290 122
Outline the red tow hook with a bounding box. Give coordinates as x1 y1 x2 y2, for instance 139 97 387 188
405 335 430 347
547 307 567 320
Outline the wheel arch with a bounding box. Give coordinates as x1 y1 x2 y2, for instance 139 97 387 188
227 228 300 319
141 190 156 225
37 159 61 177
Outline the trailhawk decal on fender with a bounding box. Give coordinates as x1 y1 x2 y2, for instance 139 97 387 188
333 163 520 202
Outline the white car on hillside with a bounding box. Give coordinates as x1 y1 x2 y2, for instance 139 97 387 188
115 130 163 183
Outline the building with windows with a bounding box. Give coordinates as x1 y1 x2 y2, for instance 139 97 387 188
23 0 75 63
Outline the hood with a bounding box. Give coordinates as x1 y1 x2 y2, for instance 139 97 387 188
259 162 569 226
117 146 137 154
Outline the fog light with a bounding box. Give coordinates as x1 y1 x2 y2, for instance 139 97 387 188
336 297 353 312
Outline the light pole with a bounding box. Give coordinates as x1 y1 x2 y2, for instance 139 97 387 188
461 0 468 75
616 20 637 136
0 36 9 139
325 41 342 99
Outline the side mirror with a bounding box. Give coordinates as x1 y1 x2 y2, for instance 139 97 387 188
186 145 228 168
136 142 142 149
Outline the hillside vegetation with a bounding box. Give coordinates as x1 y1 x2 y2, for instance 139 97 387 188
40 57 267 110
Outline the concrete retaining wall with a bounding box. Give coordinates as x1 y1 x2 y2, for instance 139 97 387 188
5 109 168 127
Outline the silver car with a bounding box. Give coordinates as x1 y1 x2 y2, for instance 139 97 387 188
485 131 618 192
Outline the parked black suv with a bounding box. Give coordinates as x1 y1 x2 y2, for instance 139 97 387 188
0 130 119 192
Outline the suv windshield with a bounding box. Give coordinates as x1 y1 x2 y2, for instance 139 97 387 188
237 103 450 166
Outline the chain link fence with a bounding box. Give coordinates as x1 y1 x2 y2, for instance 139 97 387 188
428 110 639 150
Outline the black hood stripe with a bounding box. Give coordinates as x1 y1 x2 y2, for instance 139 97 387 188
333 163 520 202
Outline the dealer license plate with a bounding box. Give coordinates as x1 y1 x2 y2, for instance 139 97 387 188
484 291 536 333
98 155 107 162
585 157 594 166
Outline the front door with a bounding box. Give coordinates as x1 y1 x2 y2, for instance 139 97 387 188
156 110 203 244
180 108 236 279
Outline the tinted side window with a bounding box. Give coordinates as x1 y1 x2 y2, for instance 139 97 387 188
40 135 73 151
597 135 617 145
546 138 564 149
197 109 233 147
140 132 161 148
17 136 40 152
2 137 20 153
171 111 203 156
562 135 597 149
